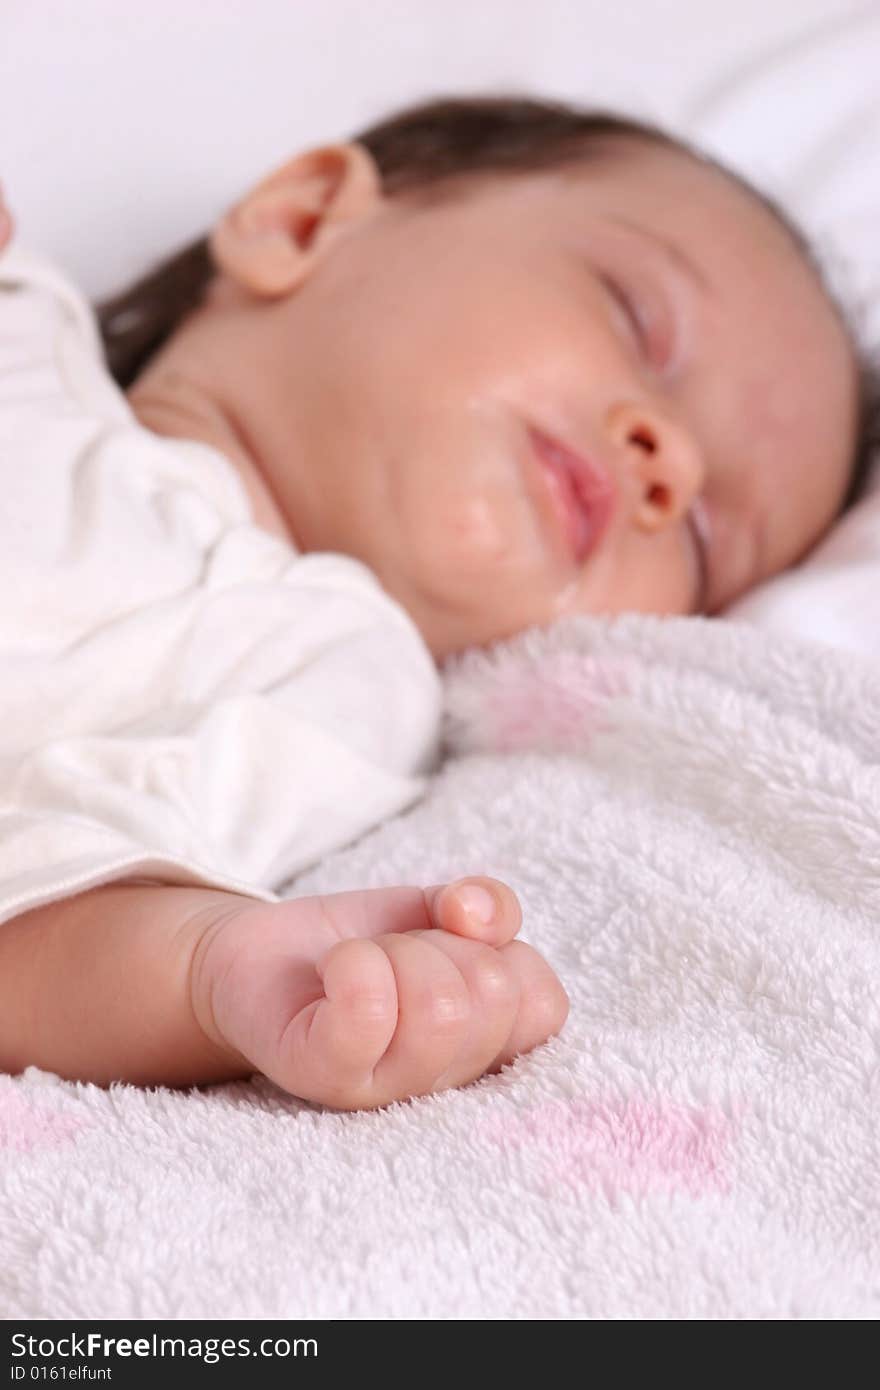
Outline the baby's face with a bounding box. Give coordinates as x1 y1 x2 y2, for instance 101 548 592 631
135 138 858 661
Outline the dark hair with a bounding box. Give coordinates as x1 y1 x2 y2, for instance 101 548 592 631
95 93 880 516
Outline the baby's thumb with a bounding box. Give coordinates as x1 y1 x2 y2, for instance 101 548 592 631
424 877 522 947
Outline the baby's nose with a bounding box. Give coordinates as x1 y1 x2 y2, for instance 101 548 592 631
604 400 706 534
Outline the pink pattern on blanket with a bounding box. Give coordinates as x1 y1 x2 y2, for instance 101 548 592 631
485 653 630 753
482 1095 733 1199
0 1079 90 1154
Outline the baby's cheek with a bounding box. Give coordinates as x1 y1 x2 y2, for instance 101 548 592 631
440 494 512 563
409 498 522 608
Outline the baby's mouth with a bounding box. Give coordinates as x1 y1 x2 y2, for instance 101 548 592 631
527 424 617 566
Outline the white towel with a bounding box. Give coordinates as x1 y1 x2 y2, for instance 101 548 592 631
2 612 879 1319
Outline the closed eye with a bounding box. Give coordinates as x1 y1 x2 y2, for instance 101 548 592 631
597 266 680 373
598 273 646 354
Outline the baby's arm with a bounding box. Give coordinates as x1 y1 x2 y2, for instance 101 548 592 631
0 882 254 1086
0 877 569 1107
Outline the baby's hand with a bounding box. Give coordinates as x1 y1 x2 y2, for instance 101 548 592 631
0 184 14 252
190 878 569 1110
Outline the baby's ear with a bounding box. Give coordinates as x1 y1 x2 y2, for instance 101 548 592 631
208 142 383 298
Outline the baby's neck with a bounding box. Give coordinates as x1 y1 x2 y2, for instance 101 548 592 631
127 364 298 547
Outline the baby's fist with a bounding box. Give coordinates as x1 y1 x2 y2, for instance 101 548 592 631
192 878 569 1112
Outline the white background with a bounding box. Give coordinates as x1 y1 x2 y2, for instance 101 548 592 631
2 0 875 302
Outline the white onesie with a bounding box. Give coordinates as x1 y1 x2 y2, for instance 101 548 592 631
0 240 443 927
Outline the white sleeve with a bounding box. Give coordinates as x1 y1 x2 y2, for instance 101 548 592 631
0 552 443 926
0 235 116 417
0 239 443 926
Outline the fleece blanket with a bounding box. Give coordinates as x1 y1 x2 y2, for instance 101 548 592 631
1 611 879 1320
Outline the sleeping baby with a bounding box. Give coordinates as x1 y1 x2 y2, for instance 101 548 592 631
0 95 875 1111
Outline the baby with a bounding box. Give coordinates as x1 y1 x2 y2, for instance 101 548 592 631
0 95 875 1112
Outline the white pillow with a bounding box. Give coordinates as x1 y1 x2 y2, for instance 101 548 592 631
685 8 880 658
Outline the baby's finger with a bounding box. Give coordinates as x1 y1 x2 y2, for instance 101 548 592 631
305 878 521 951
402 927 521 1092
369 931 473 1102
281 937 399 1106
485 940 570 1072
424 876 522 948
